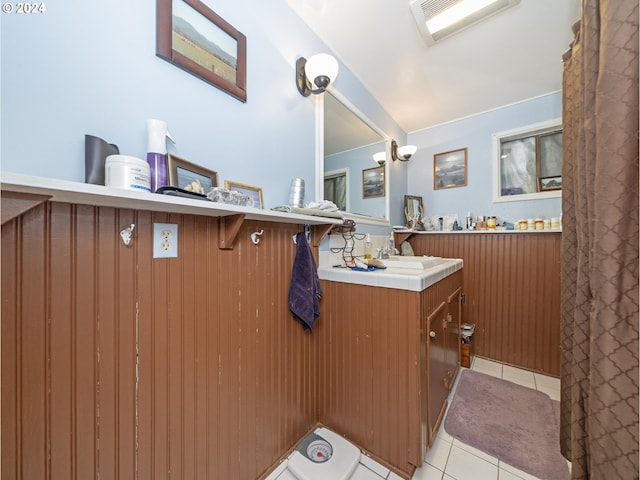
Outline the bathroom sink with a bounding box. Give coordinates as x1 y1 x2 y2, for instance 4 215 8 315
381 255 445 270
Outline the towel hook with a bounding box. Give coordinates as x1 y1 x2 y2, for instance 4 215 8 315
251 229 264 245
120 224 135 246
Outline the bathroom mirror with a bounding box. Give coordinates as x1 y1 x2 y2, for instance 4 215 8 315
321 91 389 224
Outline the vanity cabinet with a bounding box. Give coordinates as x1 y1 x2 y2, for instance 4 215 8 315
318 268 462 478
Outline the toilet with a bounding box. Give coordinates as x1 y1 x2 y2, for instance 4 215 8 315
286 427 361 480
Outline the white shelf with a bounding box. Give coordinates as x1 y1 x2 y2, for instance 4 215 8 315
1 172 343 226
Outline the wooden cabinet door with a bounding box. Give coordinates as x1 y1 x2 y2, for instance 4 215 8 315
427 301 449 444
445 287 462 389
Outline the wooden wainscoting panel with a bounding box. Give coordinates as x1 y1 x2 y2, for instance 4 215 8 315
2 201 319 480
1 201 20 480
408 233 561 376
2 204 49 479
317 282 421 475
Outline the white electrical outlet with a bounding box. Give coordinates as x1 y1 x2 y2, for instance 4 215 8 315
153 223 178 258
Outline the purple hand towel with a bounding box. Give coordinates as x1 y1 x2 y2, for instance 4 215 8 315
288 232 323 331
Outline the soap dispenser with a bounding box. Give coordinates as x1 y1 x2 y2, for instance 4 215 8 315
146 119 176 192
388 232 396 255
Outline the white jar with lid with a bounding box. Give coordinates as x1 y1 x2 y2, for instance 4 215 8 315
105 155 151 192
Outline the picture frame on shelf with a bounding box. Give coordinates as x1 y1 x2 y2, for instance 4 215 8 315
539 176 562 191
167 154 218 194
156 0 247 102
404 195 424 229
362 166 385 199
434 148 467 190
224 180 263 208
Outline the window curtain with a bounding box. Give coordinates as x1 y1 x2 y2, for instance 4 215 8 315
560 1 639 479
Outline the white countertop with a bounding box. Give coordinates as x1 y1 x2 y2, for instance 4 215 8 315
318 258 463 292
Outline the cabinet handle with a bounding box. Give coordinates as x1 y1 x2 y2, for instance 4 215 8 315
429 331 436 338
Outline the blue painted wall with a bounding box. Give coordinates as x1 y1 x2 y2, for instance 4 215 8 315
1 0 403 211
1 0 561 229
406 92 563 225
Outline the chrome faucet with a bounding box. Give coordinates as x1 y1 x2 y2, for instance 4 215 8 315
377 247 389 259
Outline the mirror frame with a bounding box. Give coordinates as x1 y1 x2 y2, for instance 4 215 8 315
315 89 391 226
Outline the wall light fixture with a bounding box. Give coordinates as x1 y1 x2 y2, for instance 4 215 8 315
391 140 417 162
373 140 417 165
296 54 339 97
373 151 387 166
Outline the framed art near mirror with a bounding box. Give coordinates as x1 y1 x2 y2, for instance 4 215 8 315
156 0 247 102
362 166 385 199
404 195 424 229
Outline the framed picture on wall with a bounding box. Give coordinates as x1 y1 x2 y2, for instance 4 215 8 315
156 0 247 102
362 166 385 198
434 148 468 190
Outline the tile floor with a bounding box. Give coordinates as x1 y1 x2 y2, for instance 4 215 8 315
267 357 563 480
411 356 563 480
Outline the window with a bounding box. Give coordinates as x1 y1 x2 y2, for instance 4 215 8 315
492 119 562 202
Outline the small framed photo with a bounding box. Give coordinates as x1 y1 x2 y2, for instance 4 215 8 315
404 195 424 228
224 180 263 209
434 148 467 190
539 176 562 191
362 166 385 199
167 154 218 194
156 0 247 102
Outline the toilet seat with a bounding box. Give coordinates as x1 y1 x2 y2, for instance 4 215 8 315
287 428 361 480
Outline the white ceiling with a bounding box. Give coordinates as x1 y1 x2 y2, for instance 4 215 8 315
286 0 582 133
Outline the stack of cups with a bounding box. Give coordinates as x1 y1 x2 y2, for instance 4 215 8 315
288 178 305 207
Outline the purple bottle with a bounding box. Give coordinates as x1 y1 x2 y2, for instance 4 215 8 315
146 119 175 192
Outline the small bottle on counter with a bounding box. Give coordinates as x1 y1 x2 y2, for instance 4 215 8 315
364 234 373 259
388 232 396 254
466 212 473 230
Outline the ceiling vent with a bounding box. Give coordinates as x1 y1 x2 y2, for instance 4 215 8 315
410 0 520 46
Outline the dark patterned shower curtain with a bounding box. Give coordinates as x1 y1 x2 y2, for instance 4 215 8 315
560 1 639 479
